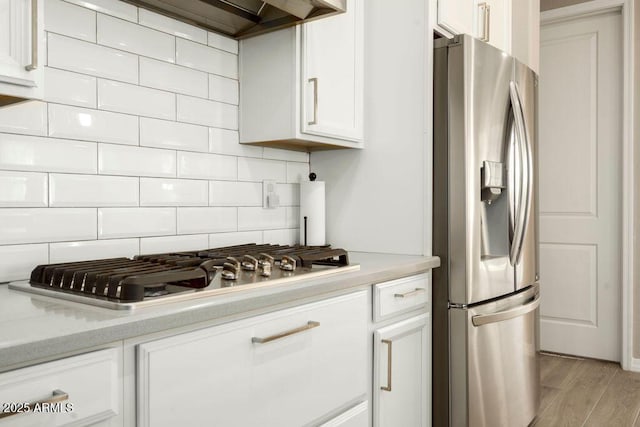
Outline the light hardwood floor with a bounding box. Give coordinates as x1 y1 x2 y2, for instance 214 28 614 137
532 353 640 426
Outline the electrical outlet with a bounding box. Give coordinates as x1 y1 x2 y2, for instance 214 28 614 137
263 180 279 209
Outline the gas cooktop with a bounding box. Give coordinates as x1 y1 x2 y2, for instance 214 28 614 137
8 244 359 311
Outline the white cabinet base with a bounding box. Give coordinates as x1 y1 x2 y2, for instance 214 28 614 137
137 292 368 427
374 314 431 427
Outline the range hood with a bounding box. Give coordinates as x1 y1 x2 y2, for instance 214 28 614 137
124 0 346 39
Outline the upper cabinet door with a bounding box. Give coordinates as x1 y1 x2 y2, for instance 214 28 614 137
511 0 540 73
437 0 475 36
301 0 363 142
0 0 44 104
475 0 512 53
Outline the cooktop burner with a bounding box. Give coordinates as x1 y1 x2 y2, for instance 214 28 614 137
9 244 358 310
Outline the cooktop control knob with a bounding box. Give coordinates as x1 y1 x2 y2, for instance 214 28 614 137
221 259 240 280
241 255 258 271
258 253 275 277
280 255 297 271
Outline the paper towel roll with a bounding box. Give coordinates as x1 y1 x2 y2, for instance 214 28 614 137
299 181 325 246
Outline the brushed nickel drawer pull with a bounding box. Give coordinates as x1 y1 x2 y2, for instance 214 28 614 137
394 288 425 298
252 321 320 344
308 77 318 125
381 339 392 391
0 389 69 419
25 0 38 71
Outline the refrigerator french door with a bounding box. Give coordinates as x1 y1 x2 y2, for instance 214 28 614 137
433 34 540 427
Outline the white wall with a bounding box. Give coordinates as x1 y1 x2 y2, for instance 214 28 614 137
310 0 431 255
0 0 309 282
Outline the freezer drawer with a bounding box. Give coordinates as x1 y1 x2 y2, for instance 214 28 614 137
450 284 540 427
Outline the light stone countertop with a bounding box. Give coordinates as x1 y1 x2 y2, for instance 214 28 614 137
0 252 439 372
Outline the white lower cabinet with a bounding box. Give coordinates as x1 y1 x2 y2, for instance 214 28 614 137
374 315 430 427
0 347 122 427
137 291 368 427
372 273 432 427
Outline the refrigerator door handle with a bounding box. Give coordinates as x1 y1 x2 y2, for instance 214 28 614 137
471 292 541 326
508 81 532 266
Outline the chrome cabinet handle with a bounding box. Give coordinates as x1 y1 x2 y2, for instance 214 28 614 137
394 288 425 299
251 321 320 344
0 389 69 419
308 77 318 125
381 339 392 391
25 0 38 71
472 292 540 326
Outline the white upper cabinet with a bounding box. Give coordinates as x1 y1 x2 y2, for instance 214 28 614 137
511 0 540 73
240 0 363 151
475 0 512 53
0 0 44 105
436 0 475 37
301 0 363 142
436 0 539 72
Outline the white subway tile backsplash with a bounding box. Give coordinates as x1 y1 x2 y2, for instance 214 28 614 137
140 118 208 152
209 74 238 105
0 101 47 136
50 174 139 207
263 229 299 246
140 234 209 254
97 14 175 63
277 183 300 206
176 38 237 78
98 79 175 120
98 207 176 238
0 171 48 207
49 104 138 145
0 244 49 282
209 181 262 207
44 68 97 108
64 0 137 22
287 162 310 183
140 178 208 206
0 208 96 244
140 57 207 98
207 32 238 54
49 238 140 263
177 207 237 234
48 34 138 84
177 152 237 180
99 144 176 177
138 9 207 44
209 128 262 158
238 158 286 183
263 148 309 163
209 231 263 247
0 134 97 174
45 0 96 42
286 206 300 228
238 207 286 231
177 95 237 129
0 0 308 255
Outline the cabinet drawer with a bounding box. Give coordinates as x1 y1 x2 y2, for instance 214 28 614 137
138 291 368 427
0 348 121 427
374 273 430 321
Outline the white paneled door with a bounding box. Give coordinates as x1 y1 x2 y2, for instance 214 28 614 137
539 10 622 361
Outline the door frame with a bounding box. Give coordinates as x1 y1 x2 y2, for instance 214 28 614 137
541 0 636 370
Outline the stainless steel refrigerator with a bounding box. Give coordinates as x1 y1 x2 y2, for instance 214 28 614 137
433 34 540 427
